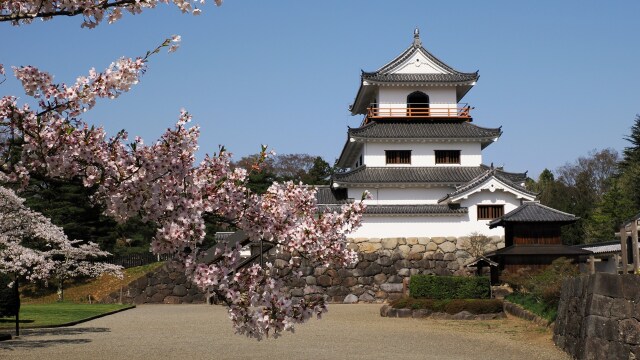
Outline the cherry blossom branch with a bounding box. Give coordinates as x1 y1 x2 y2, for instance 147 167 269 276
0 0 222 28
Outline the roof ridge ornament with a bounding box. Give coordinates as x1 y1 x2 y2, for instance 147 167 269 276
413 27 421 47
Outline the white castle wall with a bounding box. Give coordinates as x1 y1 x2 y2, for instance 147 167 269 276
362 142 482 167
348 187 452 205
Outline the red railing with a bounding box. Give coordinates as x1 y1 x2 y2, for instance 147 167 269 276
366 105 472 119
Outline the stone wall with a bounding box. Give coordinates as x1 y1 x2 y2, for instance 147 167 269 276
553 273 640 360
277 235 503 303
102 261 207 304
102 235 503 305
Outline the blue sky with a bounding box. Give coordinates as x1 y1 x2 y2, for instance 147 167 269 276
2 1 639 178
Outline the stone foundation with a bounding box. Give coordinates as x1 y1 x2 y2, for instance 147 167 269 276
102 235 503 305
553 273 640 360
277 235 503 303
101 262 207 304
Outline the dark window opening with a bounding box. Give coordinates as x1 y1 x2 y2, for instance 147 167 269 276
407 91 430 108
435 150 460 164
477 205 504 220
386 150 411 164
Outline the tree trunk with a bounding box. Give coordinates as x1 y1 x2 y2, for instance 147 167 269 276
14 277 20 337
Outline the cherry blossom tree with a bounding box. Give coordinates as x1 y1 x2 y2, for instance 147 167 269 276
0 0 222 28
0 2 367 340
50 239 122 302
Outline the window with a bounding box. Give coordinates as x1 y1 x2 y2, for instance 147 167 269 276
435 150 460 164
477 205 504 220
385 150 411 164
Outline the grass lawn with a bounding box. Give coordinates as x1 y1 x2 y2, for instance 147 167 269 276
0 303 133 329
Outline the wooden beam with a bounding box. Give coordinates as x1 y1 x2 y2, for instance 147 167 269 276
588 255 596 275
620 225 628 274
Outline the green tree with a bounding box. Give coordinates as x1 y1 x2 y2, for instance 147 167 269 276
619 115 640 210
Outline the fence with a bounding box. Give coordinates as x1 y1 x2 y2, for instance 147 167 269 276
101 253 173 268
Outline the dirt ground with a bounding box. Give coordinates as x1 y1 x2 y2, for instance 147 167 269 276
0 304 570 360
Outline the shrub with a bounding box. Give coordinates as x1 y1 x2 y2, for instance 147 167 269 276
390 297 503 314
501 257 579 309
409 275 490 299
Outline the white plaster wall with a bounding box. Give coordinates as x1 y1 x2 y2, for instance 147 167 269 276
363 142 482 167
377 86 458 117
348 215 506 238
459 190 523 223
394 51 447 74
346 188 523 239
348 187 453 205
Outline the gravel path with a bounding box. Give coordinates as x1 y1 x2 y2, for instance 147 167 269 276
0 304 570 360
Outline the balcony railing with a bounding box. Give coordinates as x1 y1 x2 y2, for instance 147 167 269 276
365 104 472 120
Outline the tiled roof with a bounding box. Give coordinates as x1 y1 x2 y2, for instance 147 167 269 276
362 73 478 83
315 186 351 205
488 202 579 228
577 240 640 255
349 121 502 142
484 244 592 257
333 165 526 186
369 32 478 81
319 204 468 216
438 168 536 203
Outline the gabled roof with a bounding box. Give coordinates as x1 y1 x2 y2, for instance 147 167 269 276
319 204 468 216
336 120 503 167
350 29 479 115
438 167 536 204
333 165 524 187
488 202 579 229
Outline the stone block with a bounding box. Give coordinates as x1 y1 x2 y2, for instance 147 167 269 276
412 309 431 318
381 238 398 249
356 260 370 270
373 273 387 284
438 241 456 253
317 275 332 287
380 283 404 293
163 296 182 304
397 268 410 277
376 256 393 266
150 292 165 303
380 305 391 317
397 309 412 318
387 293 403 301
352 237 369 243
343 294 358 304
590 294 614 317
364 263 383 276
358 277 374 285
172 285 188 297
452 311 475 320
387 275 403 283
362 253 378 262
368 237 382 243
432 237 446 245
406 237 419 245
425 242 438 252
593 273 624 298
350 286 366 296
443 253 456 261
620 318 640 345
398 245 411 256
304 285 323 295
343 277 357 287
611 298 635 319
407 252 423 261
313 267 327 276
398 238 407 245
347 243 359 251
351 268 364 277
305 276 316 285
359 293 375 302
359 242 382 253
410 244 426 253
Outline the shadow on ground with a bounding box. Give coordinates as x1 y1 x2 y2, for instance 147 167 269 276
0 327 110 350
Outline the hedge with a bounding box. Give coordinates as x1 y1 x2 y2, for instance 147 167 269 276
390 297 503 314
409 275 490 299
